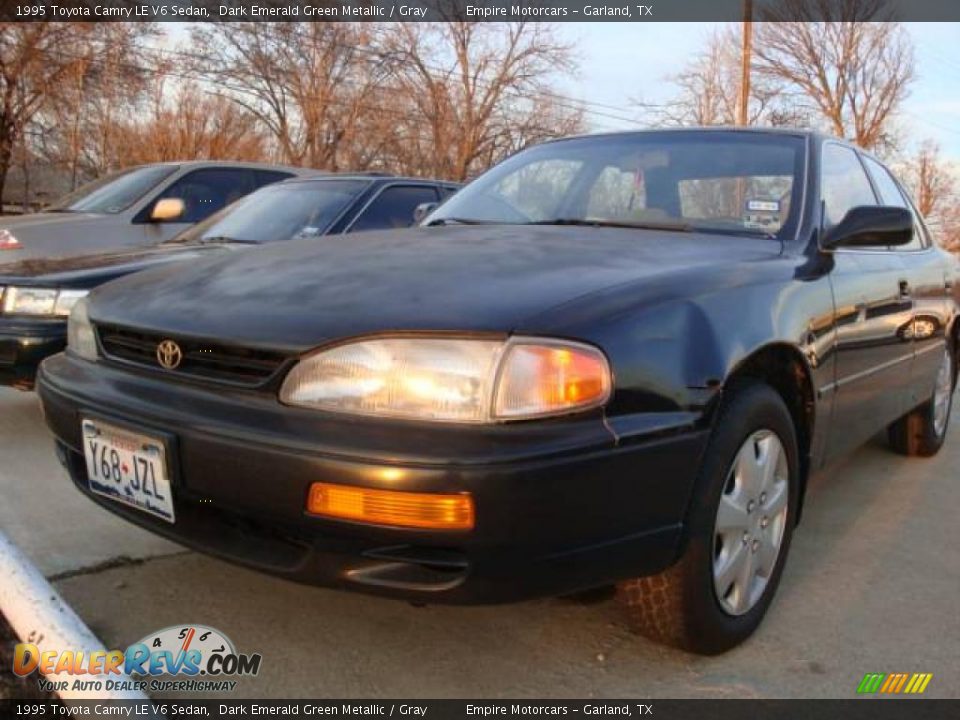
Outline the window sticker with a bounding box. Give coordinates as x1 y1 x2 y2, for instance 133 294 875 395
746 199 781 213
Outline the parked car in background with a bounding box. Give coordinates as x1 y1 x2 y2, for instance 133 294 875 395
0 161 312 261
0 173 460 389
39 128 956 654
171 172 461 245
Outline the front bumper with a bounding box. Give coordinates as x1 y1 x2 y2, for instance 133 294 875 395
0 317 66 388
38 353 709 604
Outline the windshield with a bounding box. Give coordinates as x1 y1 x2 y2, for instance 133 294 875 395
167 179 371 245
428 131 806 240
46 165 179 214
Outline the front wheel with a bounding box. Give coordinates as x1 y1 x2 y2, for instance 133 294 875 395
617 381 799 654
888 345 955 457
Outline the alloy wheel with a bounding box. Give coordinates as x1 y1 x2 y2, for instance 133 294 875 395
712 429 789 616
933 348 953 438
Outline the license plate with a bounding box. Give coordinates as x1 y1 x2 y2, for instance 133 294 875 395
82 418 175 523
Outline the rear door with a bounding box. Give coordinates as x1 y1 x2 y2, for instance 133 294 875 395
823 143 915 459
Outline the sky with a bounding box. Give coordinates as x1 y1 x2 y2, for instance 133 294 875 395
163 21 960 162
555 22 960 161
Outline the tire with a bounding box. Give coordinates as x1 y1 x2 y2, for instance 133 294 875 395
617 381 800 655
888 346 955 457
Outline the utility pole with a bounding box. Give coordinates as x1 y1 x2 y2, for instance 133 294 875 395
738 0 754 126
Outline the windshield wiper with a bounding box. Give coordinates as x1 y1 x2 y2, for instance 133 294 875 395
196 236 261 245
528 218 695 232
700 227 779 241
425 217 496 227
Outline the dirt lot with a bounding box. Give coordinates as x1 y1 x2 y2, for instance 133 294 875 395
1 385 958 699
0 617 56 701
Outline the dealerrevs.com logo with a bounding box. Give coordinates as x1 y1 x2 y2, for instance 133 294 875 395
857 672 934 695
13 624 261 694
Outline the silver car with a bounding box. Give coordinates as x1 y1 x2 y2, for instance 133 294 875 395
0 161 313 261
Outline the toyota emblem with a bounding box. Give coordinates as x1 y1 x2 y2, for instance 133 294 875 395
156 340 183 370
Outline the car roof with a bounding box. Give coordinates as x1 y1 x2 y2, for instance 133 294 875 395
547 126 837 145
140 160 321 175
276 173 462 187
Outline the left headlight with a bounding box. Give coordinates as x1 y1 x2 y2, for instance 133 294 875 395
279 337 612 423
66 298 98 361
1 287 88 316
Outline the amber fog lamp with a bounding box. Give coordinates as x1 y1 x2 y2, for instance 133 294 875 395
307 482 475 530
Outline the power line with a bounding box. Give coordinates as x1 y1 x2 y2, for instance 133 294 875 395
27 44 625 169
78 27 645 128
903 111 960 136
224 23 646 123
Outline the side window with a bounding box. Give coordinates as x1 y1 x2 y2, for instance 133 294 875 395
821 144 878 230
156 168 255 223
254 170 295 188
439 185 460 200
862 156 925 250
349 186 439 233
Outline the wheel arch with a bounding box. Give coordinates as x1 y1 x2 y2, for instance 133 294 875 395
720 342 816 523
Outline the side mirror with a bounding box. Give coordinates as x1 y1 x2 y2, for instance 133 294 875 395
150 197 186 222
822 206 913 250
413 202 439 225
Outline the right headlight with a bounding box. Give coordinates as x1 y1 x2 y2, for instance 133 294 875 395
66 298 98 362
279 336 612 423
0 287 88 316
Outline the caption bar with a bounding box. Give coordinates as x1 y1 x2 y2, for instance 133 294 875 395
4 0 960 22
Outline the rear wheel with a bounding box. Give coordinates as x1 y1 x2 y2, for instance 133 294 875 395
617 381 799 654
888 346 955 457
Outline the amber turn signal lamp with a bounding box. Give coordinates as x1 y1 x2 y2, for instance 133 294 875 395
494 342 612 419
307 482 475 530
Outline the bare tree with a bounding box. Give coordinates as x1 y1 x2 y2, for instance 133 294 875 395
652 25 813 128
754 0 915 150
899 139 959 253
937 200 960 254
0 24 103 203
189 22 395 170
111 81 268 165
386 22 581 180
38 23 159 184
902 140 955 217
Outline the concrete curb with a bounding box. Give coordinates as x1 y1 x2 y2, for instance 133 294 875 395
0 528 151 702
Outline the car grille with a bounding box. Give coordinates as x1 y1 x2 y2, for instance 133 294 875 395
96 324 290 386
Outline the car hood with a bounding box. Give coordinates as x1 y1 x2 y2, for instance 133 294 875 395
0 242 228 286
0 212 115 259
88 226 781 352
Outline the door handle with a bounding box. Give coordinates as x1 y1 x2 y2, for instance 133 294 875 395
898 279 912 301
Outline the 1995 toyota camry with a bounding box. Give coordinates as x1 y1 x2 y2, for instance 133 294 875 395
38 129 958 653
